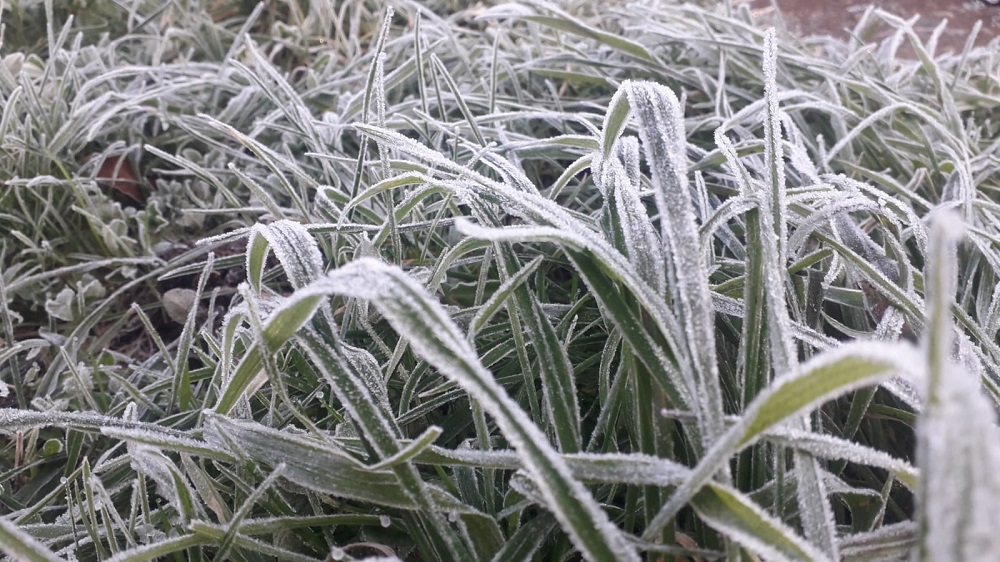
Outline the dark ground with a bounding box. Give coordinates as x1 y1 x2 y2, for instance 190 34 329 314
748 0 1000 51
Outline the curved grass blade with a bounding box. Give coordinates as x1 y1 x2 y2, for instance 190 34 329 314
456 219 694 421
691 482 833 562
275 258 640 562
0 518 63 562
643 340 924 540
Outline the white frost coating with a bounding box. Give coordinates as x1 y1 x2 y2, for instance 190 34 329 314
455 218 697 408
353 123 594 241
916 211 1000 561
699 195 758 255
481 150 538 195
341 344 391 411
759 32 836 557
714 128 756 198
202 416 476 515
761 29 788 267
0 409 192 437
0 517 63 562
780 113 819 182
821 103 917 169
710 293 745 319
101 426 233 461
832 213 901 285
563 451 691 487
823 173 930 258
692 482 833 562
838 522 916 559
790 323 838 351
373 52 390 178
248 220 324 290
916 355 1000 561
765 428 918 489
643 340 924 541
786 195 876 258
425 445 691 486
882 376 923 411
595 139 666 295
984 279 1000 335
621 80 725 443
127 445 203 521
793 449 837 558
924 212 965 394
874 306 907 341
306 258 640 562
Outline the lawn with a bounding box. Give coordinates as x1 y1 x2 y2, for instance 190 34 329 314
1 1 999 560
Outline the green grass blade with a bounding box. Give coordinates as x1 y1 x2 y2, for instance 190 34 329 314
691 482 832 562
286 258 640 561
0 518 63 562
644 340 922 540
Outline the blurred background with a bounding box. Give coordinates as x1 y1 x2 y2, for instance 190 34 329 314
747 0 1000 50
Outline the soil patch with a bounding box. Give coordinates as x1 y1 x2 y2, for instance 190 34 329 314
748 0 1000 52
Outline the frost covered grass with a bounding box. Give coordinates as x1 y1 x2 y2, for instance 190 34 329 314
2 0 1000 560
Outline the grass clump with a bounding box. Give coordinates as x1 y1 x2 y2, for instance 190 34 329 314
2 0 1000 560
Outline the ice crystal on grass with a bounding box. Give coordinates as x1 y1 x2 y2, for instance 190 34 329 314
341 344 391 412
291 258 640 561
246 220 324 290
916 212 1000 561
765 428 918 489
832 213 901 284
594 80 729 444
127 445 203 523
916 355 1000 561
0 517 63 562
624 80 725 442
644 340 923 540
596 138 665 295
691 482 833 562
203 415 467 512
8 2 1000 560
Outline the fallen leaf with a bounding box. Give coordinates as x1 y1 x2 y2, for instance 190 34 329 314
95 153 145 203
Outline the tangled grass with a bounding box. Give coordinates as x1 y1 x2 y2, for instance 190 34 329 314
1 1 999 560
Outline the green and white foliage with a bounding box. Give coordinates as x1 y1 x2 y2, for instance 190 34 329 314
2 1 1000 561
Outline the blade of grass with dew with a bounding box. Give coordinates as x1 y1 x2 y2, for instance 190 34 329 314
495 246 582 454
763 428 918 491
596 138 665 296
211 463 286 562
349 6 396 202
126 445 203 524
758 29 838 557
201 415 473 513
716 127 772 492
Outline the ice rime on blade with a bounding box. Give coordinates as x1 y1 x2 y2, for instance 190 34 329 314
917 211 1000 561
